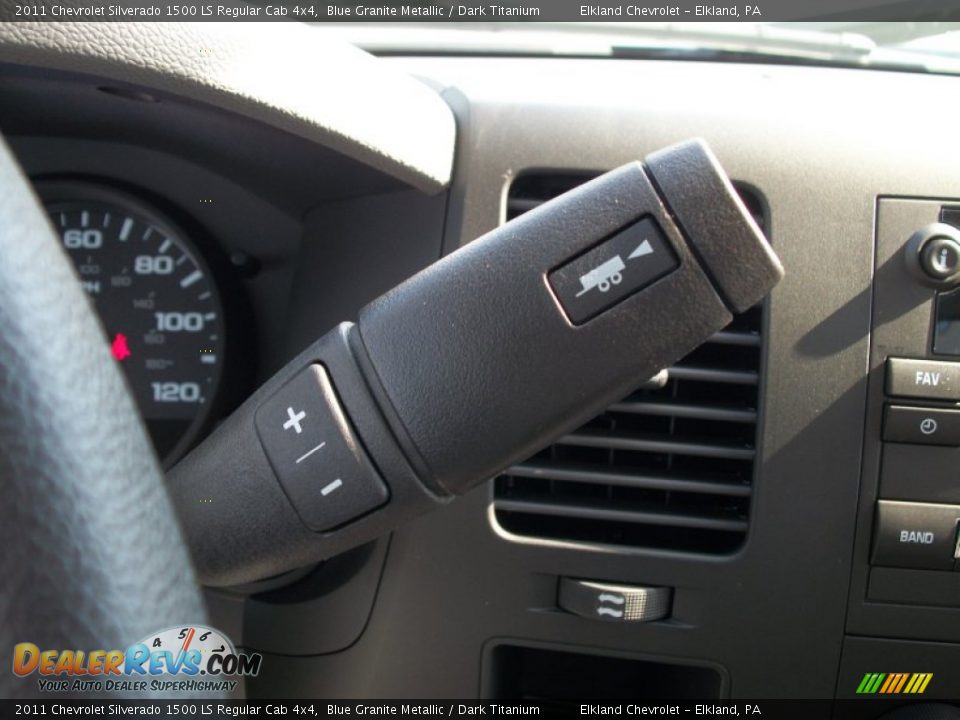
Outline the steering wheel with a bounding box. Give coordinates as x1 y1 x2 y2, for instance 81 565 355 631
0 135 206 698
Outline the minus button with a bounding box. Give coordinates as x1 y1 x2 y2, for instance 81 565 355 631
321 478 343 496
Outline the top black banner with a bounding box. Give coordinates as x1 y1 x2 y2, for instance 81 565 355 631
0 699 951 720
4 0 960 22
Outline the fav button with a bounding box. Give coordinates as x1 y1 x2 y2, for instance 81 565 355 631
883 405 960 446
886 358 960 401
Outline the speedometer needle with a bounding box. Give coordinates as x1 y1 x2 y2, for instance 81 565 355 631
111 332 131 361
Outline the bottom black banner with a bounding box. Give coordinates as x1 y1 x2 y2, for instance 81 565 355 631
3 700 960 720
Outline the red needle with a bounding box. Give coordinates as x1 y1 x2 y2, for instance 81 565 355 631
180 627 196 654
111 333 131 361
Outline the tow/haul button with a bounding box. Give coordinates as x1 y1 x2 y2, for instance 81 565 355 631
255 364 388 532
548 216 679 325
872 500 960 571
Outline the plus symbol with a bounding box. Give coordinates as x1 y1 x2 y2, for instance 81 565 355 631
283 407 306 434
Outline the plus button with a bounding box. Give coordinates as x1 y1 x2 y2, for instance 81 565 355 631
283 406 306 434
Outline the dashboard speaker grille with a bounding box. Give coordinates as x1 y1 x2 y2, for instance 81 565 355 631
493 171 767 554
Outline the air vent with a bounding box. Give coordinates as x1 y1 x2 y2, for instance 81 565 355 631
494 171 767 554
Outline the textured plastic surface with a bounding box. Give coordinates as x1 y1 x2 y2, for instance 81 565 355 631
170 139 779 585
167 324 442 587
358 143 780 495
263 55 888 700
0 24 455 192
881 443 960 504
645 140 783 314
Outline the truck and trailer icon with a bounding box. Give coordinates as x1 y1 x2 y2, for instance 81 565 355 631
574 239 657 297
575 255 626 296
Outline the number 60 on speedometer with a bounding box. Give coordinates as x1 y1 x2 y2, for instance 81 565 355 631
41 182 227 465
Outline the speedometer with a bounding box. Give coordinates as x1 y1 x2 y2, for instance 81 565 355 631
39 183 226 464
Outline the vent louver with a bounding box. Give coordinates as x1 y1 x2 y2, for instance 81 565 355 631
494 171 767 554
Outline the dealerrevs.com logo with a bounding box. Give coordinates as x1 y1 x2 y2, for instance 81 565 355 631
12 625 261 694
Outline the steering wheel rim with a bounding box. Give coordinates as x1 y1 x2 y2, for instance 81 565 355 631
0 135 207 698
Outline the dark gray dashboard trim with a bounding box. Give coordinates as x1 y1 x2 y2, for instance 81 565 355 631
0 23 455 193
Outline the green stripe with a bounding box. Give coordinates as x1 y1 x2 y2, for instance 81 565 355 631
856 673 874 694
868 673 887 694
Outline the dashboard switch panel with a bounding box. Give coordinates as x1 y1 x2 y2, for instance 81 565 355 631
557 578 671 622
547 216 679 325
872 500 960 571
255 364 389 532
886 358 960 401
883 405 960 446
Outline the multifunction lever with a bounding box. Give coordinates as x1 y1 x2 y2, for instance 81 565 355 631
167 139 783 586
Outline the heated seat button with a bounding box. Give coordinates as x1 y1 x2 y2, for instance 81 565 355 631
255 364 388 532
886 358 960 401
548 216 679 325
883 405 960 446
872 500 960 571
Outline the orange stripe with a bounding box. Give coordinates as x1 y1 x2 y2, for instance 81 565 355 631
885 674 902 694
879 675 895 694
893 674 909 693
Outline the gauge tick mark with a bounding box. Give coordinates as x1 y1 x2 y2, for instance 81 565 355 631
180 270 203 287
119 217 133 241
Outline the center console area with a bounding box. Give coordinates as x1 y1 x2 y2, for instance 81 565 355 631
839 199 960 700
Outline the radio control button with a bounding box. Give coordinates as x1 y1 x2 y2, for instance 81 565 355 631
886 358 960 401
872 500 960 571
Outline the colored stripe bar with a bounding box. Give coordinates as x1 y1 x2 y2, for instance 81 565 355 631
886 673 905 694
856 673 874 694
893 673 909 694
904 674 919 693
879 674 895 694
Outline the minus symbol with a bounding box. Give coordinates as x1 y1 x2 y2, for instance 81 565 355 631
320 478 343 496
295 442 326 465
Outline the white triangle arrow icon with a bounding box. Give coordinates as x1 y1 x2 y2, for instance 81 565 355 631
628 240 654 260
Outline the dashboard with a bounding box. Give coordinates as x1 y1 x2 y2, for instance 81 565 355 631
3 31 960 709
